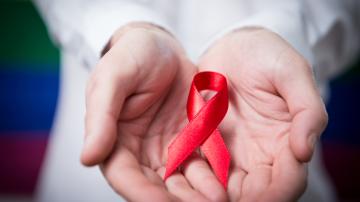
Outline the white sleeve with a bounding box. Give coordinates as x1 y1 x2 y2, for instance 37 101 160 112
203 0 360 80
33 0 172 68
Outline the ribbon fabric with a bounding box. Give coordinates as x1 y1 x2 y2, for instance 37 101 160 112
164 71 231 188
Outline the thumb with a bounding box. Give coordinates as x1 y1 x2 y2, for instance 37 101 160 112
81 47 139 166
275 52 328 162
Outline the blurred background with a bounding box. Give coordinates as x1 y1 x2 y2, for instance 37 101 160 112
0 1 359 202
0 1 59 201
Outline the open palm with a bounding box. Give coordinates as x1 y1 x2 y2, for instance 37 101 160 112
198 28 328 201
82 25 228 201
82 25 327 201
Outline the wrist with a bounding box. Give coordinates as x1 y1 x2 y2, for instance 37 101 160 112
217 26 271 45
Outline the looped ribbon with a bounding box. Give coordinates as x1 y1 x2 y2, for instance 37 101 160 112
164 71 231 188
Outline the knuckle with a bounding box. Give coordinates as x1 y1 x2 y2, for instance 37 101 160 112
200 176 227 202
208 190 227 202
172 179 187 189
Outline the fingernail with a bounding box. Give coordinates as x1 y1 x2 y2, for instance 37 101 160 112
308 134 318 151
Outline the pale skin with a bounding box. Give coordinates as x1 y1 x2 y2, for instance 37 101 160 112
81 23 328 202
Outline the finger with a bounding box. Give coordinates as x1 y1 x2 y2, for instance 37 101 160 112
182 154 228 202
227 168 247 202
81 47 139 166
275 53 328 162
165 171 209 202
101 147 176 201
240 164 272 201
260 146 307 202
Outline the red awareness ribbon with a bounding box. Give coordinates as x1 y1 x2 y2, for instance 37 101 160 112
164 71 231 189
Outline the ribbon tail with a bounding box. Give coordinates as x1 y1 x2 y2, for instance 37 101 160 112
201 130 230 188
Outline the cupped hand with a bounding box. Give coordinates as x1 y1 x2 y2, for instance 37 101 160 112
198 28 328 202
81 23 228 202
